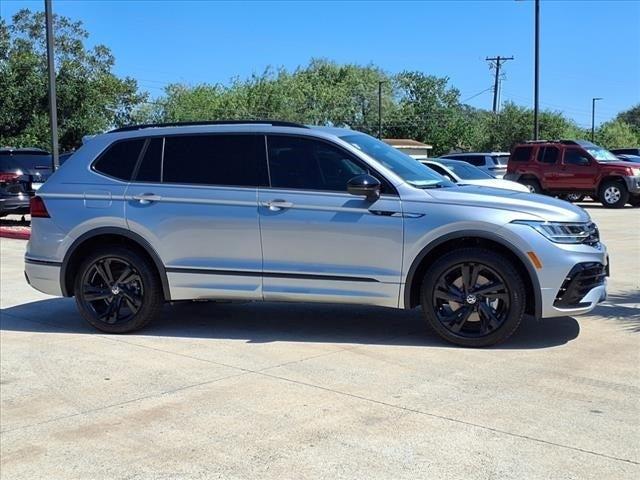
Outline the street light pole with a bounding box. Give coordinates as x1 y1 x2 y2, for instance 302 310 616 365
45 0 59 170
378 81 384 139
591 97 602 142
533 0 540 140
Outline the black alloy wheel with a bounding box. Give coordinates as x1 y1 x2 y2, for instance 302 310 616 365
421 248 526 347
432 262 510 338
79 257 143 325
74 247 163 333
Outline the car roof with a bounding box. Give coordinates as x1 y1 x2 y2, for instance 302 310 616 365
88 121 362 144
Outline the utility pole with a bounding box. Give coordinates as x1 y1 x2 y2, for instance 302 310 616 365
378 81 384 139
591 97 602 142
533 0 540 140
485 56 514 113
45 0 59 170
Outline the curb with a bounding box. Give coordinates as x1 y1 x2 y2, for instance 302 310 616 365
0 226 31 240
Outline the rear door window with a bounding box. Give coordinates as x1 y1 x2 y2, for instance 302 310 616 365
162 134 268 187
93 139 146 181
537 147 559 164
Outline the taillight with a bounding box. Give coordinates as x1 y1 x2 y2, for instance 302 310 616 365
30 196 50 218
0 172 20 183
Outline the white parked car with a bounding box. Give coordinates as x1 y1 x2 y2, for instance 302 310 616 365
421 158 530 193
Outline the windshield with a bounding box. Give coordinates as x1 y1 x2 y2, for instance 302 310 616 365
341 134 454 188
441 161 493 180
586 147 619 162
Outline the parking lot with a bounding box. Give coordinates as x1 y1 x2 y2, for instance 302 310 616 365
1 204 638 479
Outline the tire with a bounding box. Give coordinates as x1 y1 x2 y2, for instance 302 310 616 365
630 195 640 207
519 178 543 194
598 179 629 208
74 246 164 333
420 248 526 347
561 193 585 203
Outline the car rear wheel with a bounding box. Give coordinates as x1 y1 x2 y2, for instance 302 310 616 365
420 248 526 347
74 246 164 333
519 178 543 194
598 180 629 208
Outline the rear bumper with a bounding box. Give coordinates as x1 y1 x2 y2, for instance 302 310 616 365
24 259 63 296
0 195 30 215
623 175 640 194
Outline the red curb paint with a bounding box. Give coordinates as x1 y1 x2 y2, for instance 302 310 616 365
0 226 31 240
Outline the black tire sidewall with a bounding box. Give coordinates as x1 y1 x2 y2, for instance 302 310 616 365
74 246 162 333
420 248 526 347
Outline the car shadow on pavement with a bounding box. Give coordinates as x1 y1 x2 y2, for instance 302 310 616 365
1 298 580 349
576 202 635 210
592 290 640 333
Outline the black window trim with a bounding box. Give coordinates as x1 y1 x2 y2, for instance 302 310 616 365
90 137 148 183
264 133 399 197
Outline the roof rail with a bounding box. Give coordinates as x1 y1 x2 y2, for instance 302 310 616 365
109 120 309 133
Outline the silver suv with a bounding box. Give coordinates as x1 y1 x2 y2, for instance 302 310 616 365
25 121 608 347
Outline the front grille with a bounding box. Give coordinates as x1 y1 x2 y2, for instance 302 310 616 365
554 262 606 308
583 222 600 247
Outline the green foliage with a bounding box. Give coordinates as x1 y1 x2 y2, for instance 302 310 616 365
0 9 147 151
615 104 640 131
594 119 640 149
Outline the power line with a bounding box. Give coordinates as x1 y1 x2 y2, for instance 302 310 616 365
485 56 514 113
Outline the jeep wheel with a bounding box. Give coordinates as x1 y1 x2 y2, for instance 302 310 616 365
561 193 585 203
599 180 629 208
420 248 526 347
519 178 543 194
74 246 164 333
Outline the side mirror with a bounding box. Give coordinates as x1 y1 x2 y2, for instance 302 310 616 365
347 174 381 202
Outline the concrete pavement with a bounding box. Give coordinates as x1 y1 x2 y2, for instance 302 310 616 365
1 204 638 479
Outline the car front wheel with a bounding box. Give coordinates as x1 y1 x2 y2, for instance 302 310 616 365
420 248 526 347
74 246 164 333
599 180 629 208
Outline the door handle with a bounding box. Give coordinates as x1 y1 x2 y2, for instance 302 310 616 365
261 199 293 211
132 193 162 205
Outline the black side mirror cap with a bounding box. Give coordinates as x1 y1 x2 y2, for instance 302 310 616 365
347 174 381 202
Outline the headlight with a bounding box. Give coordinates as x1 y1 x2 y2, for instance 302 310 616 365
512 220 599 244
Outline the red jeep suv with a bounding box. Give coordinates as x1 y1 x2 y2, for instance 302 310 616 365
505 140 640 208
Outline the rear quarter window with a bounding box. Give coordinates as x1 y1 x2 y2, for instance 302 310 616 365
511 147 533 162
93 139 146 181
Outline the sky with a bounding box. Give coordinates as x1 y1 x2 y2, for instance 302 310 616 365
2 0 639 128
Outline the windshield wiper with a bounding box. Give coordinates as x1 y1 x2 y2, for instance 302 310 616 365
412 181 448 189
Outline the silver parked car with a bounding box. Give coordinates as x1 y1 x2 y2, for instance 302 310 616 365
25 121 608 347
440 152 510 178
420 158 530 193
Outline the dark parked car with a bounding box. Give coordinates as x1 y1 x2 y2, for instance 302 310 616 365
610 148 640 156
614 154 640 163
0 148 52 217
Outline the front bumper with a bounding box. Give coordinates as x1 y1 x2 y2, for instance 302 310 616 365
623 175 640 194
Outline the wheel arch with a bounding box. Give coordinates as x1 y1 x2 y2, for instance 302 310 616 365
404 231 541 318
60 227 171 301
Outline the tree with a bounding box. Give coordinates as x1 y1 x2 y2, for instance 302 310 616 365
0 9 146 151
595 120 640 149
615 104 640 131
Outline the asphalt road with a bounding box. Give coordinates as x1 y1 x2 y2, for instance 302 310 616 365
1 204 639 479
